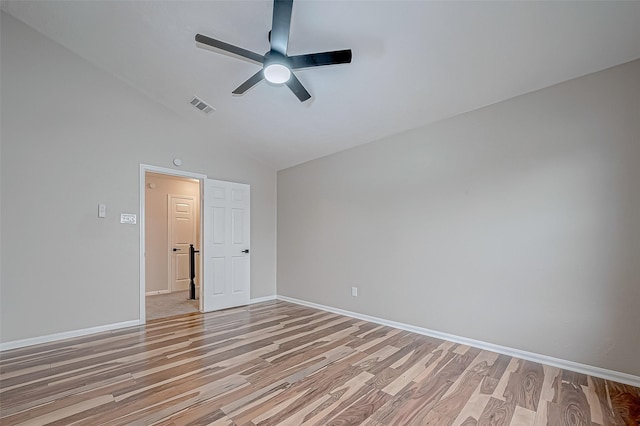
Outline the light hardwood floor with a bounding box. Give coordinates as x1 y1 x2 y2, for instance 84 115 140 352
1 301 638 425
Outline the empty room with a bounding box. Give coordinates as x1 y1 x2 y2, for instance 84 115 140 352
1 1 639 425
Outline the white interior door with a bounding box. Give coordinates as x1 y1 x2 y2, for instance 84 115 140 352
203 179 250 311
168 195 196 292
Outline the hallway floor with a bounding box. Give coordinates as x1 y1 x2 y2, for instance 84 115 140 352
146 290 199 321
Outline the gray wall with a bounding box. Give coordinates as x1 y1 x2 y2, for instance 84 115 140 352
0 12 277 342
278 59 640 376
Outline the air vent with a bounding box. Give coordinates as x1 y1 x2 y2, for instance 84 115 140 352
189 96 215 115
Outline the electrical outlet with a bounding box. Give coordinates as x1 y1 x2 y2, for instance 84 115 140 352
351 286 358 297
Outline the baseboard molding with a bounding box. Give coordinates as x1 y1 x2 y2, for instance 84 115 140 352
0 320 142 352
1 296 276 351
276 295 640 388
145 290 170 296
250 295 277 304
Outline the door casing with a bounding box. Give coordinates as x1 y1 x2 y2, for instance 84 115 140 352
139 164 206 324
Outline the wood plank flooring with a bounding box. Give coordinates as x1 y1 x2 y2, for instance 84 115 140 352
1 300 638 425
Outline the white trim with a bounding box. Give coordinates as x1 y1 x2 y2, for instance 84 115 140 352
198 179 204 312
276 295 640 388
250 295 277 304
145 290 170 296
142 164 207 180
0 320 141 352
140 164 207 326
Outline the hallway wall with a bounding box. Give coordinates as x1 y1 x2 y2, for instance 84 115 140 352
145 172 200 294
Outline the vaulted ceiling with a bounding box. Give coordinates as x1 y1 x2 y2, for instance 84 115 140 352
3 1 640 170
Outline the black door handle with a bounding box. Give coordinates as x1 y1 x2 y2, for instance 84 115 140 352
173 248 181 252
242 249 249 254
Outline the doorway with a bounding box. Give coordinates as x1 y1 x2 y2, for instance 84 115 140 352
144 171 201 321
139 164 251 324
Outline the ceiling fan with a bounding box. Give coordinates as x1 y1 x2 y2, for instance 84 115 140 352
195 0 352 102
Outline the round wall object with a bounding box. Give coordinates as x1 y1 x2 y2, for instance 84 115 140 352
173 158 182 166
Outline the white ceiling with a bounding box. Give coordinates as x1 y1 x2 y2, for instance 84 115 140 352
3 1 640 170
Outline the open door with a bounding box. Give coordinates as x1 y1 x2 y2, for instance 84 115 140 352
202 179 250 311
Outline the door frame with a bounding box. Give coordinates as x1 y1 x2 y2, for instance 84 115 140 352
139 164 206 324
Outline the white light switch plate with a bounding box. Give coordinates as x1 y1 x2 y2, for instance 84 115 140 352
120 213 137 224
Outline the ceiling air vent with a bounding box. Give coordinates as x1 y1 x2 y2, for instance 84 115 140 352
189 96 215 115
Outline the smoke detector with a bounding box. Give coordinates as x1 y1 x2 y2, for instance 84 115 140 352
189 96 215 115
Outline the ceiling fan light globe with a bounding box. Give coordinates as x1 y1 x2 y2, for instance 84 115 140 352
263 63 291 84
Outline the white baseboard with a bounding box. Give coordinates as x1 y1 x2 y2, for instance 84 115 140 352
2 296 276 352
276 295 640 388
0 320 142 352
145 290 170 296
250 295 277 304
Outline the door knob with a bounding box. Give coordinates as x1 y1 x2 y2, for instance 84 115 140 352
242 249 249 254
173 248 181 252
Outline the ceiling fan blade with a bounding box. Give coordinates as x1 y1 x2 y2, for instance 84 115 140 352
196 34 264 64
232 70 265 95
270 0 293 55
289 49 352 69
286 73 311 102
